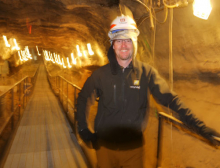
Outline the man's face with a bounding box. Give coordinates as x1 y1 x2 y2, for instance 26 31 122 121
113 39 134 62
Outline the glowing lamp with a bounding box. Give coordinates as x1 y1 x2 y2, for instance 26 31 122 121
71 53 77 65
51 56 55 63
44 50 50 61
76 45 82 57
54 53 58 63
62 58 67 68
12 39 20 50
3 35 10 47
58 55 62 65
193 0 212 20
87 43 94 55
54 54 57 63
50 53 54 63
25 46 32 59
36 46 41 56
83 50 87 57
67 57 72 68
20 50 28 61
18 51 23 61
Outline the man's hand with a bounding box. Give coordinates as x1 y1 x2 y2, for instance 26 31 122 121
79 128 97 148
201 127 220 147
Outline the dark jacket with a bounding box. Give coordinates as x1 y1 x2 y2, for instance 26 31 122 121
76 45 206 144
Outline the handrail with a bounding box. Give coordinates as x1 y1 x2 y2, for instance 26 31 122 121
156 111 220 167
0 113 13 136
0 64 40 168
58 75 82 91
45 66 95 167
158 112 220 141
0 64 39 97
0 64 39 138
0 76 28 97
46 73 82 111
45 66 82 133
45 64 82 91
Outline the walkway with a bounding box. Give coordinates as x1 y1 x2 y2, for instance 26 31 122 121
3 65 87 168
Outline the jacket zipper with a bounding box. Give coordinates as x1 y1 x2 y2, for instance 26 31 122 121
120 68 126 123
122 68 125 101
114 84 116 105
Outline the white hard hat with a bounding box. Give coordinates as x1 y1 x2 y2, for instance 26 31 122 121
108 15 140 40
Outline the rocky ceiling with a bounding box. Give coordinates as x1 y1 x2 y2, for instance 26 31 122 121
0 0 121 57
0 0 220 80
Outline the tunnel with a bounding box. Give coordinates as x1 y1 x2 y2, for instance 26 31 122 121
0 0 220 167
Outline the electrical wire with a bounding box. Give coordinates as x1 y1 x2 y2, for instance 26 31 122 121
135 0 151 11
136 0 186 26
137 15 150 28
169 8 173 91
168 8 175 167
151 8 156 66
135 0 154 29
137 7 168 27
163 0 181 8
136 4 168 27
152 6 168 24
119 3 123 15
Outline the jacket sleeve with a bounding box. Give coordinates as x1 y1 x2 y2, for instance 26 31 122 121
148 67 206 134
76 74 96 132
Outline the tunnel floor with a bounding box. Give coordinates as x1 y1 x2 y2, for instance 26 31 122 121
3 64 87 168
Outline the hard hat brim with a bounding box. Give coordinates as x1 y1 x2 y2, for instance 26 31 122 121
108 29 139 40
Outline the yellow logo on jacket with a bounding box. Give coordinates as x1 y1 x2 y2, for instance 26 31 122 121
130 80 140 89
133 80 139 86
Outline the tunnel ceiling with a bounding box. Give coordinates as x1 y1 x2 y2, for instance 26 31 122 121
0 0 122 55
0 0 220 79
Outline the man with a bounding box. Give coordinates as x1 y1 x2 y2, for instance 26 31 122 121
76 15 220 168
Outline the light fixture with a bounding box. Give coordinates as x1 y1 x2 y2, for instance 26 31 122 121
44 50 50 61
67 57 72 68
58 55 62 65
12 39 20 50
54 53 58 63
25 46 32 59
36 46 41 56
83 50 87 57
71 53 77 65
87 43 94 55
19 47 31 61
18 51 23 61
76 45 82 57
193 0 212 20
62 58 66 68
3 35 10 47
50 53 55 63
